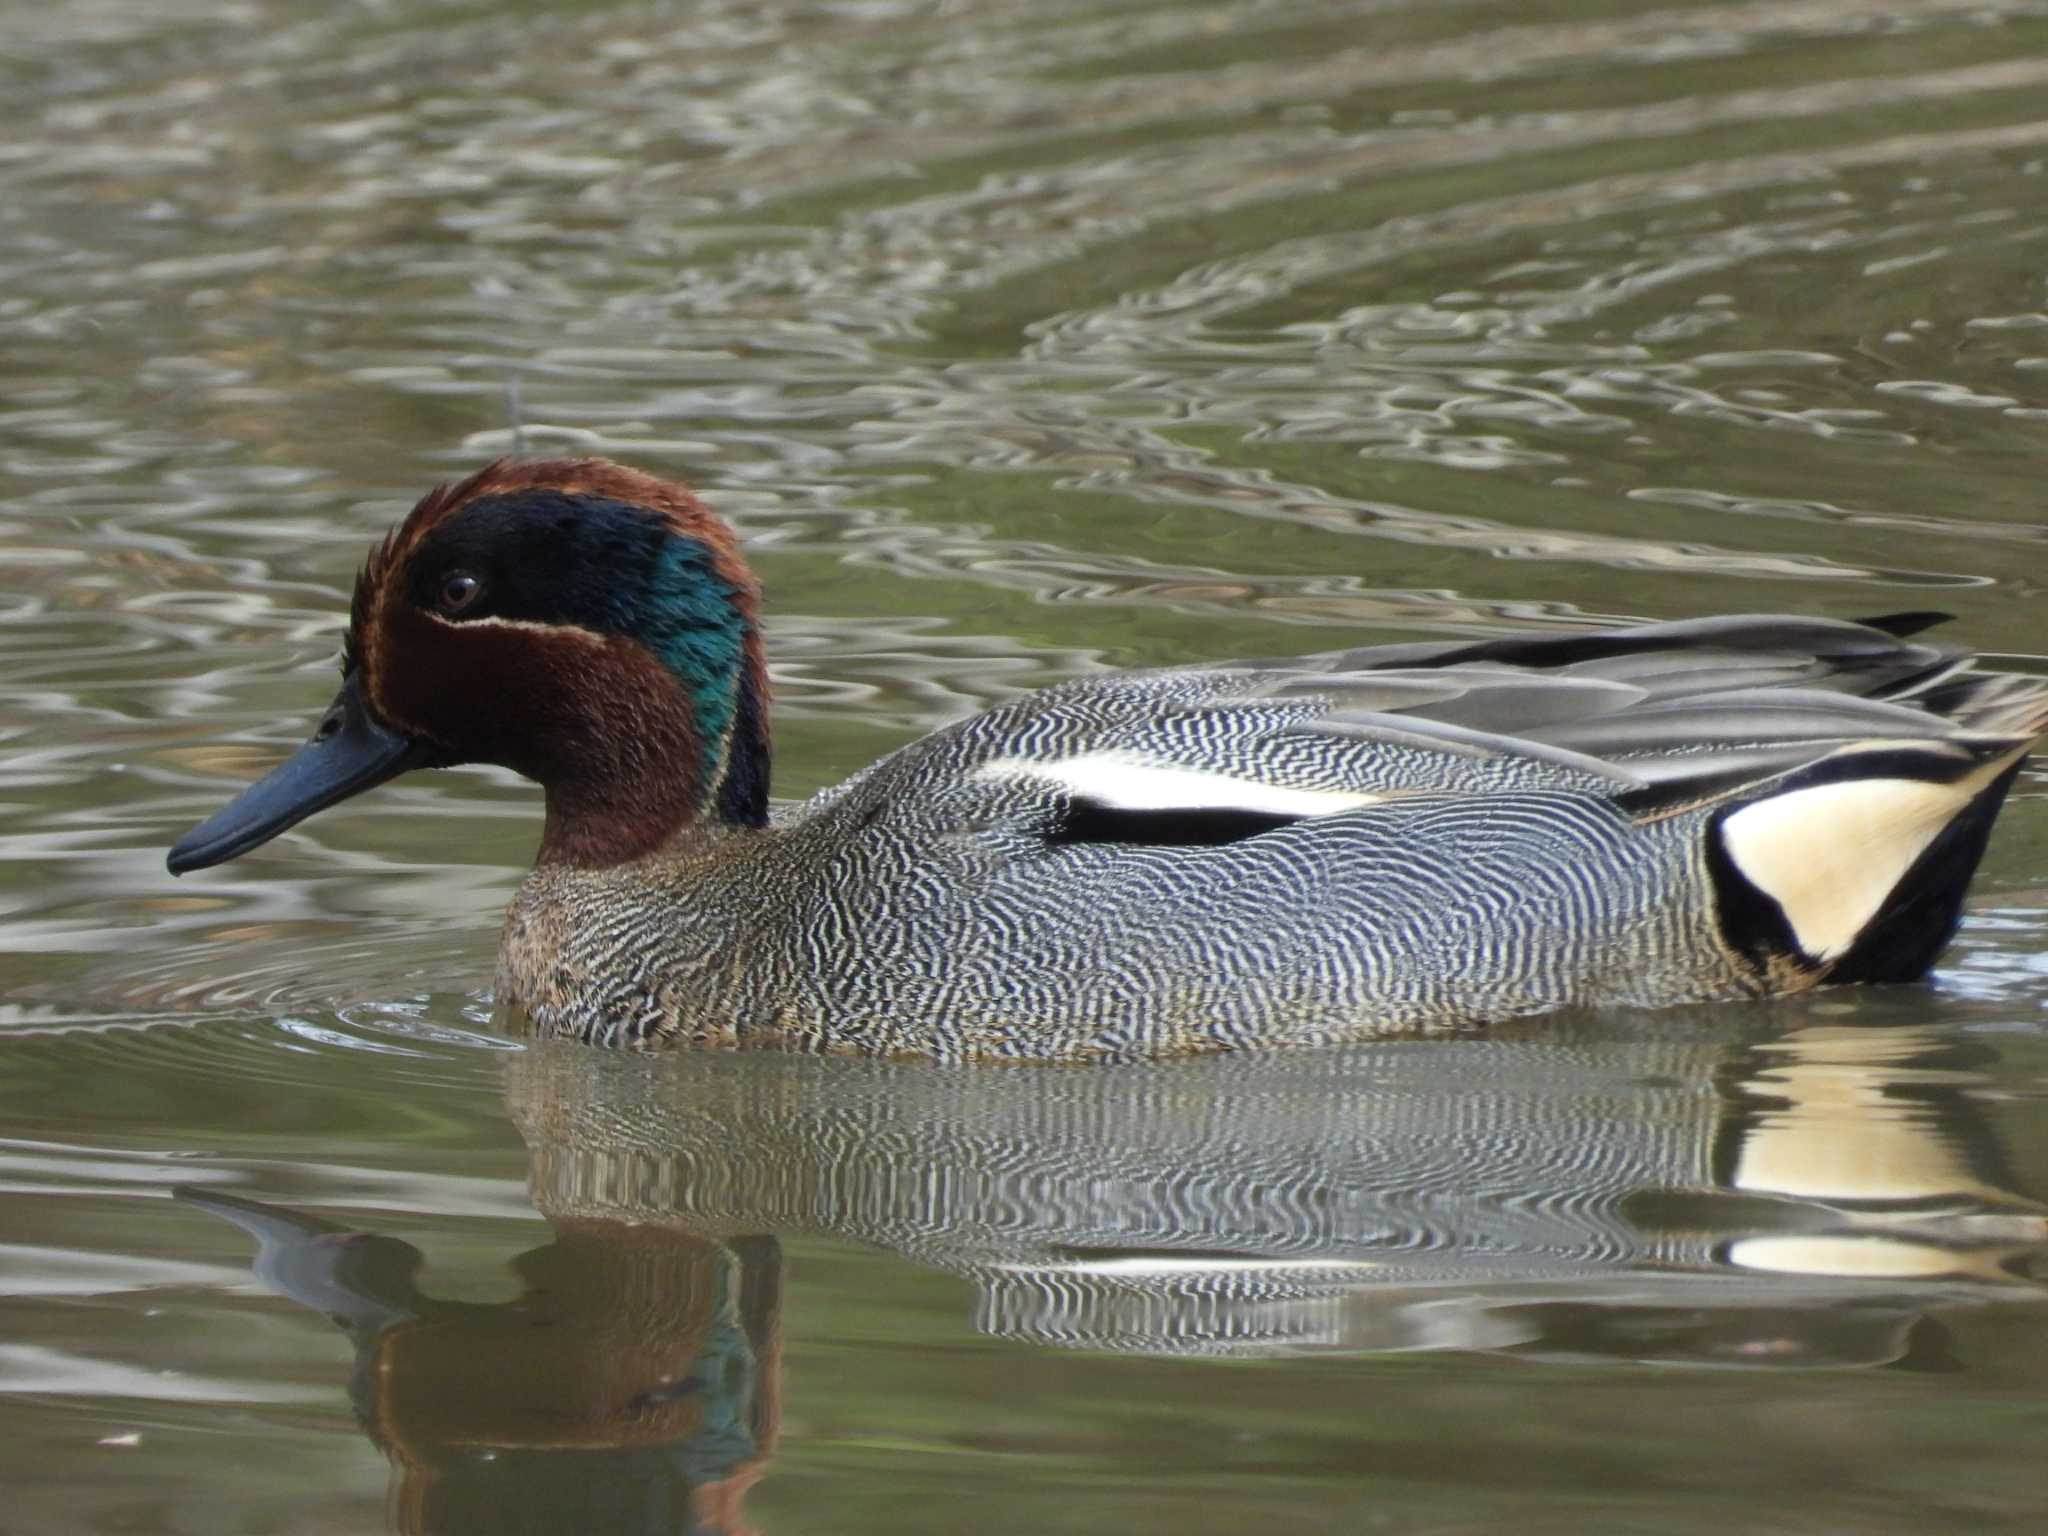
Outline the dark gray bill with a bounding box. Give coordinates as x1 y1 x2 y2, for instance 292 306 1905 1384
166 672 436 875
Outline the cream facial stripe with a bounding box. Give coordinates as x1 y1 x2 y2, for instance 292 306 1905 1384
422 613 613 642
974 752 1383 817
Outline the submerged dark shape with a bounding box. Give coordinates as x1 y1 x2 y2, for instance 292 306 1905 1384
165 457 2048 1059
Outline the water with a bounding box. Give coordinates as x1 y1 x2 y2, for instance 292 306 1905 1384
3 0 2048 1528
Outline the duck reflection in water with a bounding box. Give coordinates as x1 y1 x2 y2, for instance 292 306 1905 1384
174 1192 780 1536
182 1012 2048 1533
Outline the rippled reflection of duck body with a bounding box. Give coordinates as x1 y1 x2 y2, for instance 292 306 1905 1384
510 1013 2047 1361
183 1014 2047 1532
165 459 2048 1059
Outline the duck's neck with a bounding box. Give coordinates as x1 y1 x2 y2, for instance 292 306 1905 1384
534 634 771 870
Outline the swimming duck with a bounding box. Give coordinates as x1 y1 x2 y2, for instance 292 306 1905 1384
167 457 2048 1061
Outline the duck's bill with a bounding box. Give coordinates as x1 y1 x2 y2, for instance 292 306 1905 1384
166 672 438 875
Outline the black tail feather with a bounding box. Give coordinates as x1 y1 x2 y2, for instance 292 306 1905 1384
1825 758 2026 985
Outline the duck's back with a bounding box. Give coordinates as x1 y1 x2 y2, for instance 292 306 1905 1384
498 613 2047 1060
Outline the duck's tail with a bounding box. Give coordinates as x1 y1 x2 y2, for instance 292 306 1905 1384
1708 668 2048 986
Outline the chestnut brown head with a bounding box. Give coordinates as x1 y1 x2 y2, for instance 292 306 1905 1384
168 458 770 874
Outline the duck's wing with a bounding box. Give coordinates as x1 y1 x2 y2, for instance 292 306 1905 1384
812 613 2046 991
909 612 2048 846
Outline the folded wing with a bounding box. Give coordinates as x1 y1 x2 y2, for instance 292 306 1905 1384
949 614 2043 839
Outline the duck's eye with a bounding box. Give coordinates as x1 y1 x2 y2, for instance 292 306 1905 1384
436 571 482 616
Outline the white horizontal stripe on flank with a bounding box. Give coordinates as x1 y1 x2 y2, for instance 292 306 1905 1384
975 753 1383 817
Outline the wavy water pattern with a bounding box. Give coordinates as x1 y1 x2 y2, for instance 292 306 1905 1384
5 1 2048 1531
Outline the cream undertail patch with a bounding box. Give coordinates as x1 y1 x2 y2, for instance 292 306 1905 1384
1718 748 2021 962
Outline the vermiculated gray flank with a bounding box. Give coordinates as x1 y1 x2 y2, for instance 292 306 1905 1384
498 613 2047 1061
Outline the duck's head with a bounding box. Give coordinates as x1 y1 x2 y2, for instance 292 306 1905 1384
167 457 769 874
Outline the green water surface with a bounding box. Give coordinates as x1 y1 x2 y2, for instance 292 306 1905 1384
3 1 2048 1530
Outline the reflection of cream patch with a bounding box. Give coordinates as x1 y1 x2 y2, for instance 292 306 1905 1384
1720 755 2012 960
976 752 1382 817
1730 1088 1977 1205
1726 1234 1979 1280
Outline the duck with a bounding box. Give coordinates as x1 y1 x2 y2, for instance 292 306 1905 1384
167 457 2048 1061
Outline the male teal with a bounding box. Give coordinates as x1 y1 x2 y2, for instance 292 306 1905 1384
169 458 2048 1061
